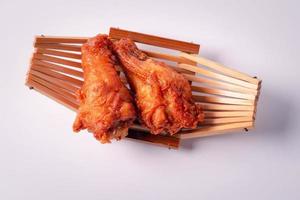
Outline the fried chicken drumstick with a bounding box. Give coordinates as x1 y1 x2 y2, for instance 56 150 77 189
73 35 136 143
113 38 204 135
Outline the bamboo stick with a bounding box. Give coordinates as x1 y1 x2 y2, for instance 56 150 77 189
204 111 253 118
179 63 258 89
192 95 254 105
191 86 255 100
34 53 82 68
180 52 259 85
109 27 200 53
184 74 258 94
178 122 253 139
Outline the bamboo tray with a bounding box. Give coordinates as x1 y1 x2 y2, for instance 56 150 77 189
25 27 261 149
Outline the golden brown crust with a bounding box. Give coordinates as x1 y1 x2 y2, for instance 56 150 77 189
73 35 136 143
113 38 204 135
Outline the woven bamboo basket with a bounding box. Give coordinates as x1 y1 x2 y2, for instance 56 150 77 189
25 27 261 149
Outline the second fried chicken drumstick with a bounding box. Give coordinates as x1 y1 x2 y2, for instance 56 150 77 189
73 35 136 143
113 38 204 135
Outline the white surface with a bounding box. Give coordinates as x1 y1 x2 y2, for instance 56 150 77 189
1 0 299 199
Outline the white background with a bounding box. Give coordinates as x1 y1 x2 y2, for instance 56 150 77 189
1 0 299 199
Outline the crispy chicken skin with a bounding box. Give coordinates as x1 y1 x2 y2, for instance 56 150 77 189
113 38 204 135
73 35 136 143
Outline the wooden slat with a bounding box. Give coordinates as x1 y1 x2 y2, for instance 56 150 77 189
36 48 82 59
204 111 253 118
203 117 253 125
29 70 78 93
253 80 262 120
181 52 259 85
143 50 195 65
178 122 253 139
130 124 149 132
126 129 179 149
199 103 254 111
157 65 193 75
31 65 83 87
35 36 87 44
33 53 82 68
27 78 79 111
179 63 258 89
184 74 257 95
32 59 83 78
192 95 254 105
191 86 255 100
109 27 200 54
30 74 78 104
34 43 81 52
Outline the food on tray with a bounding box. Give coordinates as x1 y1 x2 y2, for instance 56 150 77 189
73 35 136 143
113 38 204 135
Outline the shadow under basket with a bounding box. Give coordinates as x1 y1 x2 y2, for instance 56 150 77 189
25 27 262 149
